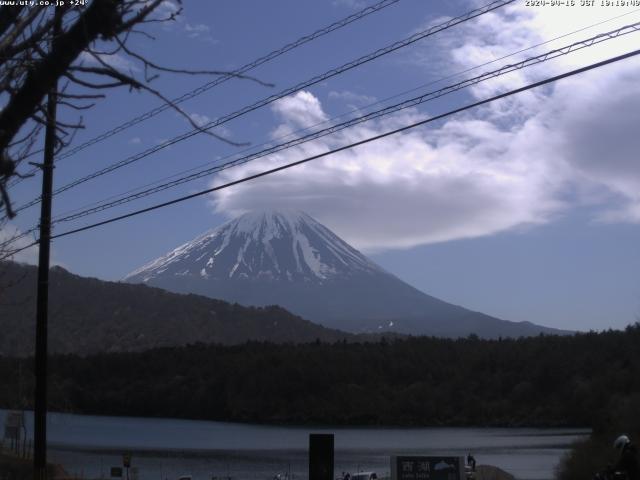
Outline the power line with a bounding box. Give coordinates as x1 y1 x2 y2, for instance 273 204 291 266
3 45 638 261
45 49 640 238
4 17 638 252
46 21 640 225
7 0 514 217
50 8 640 223
0 226 36 251
4 20 639 252
6 0 401 188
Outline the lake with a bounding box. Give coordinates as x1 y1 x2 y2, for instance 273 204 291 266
0 410 588 480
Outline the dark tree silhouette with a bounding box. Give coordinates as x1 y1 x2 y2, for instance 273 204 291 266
0 0 262 222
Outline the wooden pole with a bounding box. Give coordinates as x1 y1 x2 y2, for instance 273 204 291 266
33 8 61 480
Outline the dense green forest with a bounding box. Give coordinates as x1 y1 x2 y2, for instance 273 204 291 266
0 262 355 356
1 325 639 429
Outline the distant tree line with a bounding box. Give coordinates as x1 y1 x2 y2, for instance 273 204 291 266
0 325 639 429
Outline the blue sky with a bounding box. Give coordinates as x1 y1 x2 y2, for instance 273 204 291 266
3 0 640 331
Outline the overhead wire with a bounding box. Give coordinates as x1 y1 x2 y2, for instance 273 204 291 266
3 8 120 172
3 19 640 252
6 0 401 188
49 7 640 223
3 46 640 261
6 0 514 217
0 9 82 163
46 21 640 225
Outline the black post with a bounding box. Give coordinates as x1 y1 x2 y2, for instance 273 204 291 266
309 434 334 480
33 9 61 480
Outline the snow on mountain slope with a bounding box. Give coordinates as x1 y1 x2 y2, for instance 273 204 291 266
125 210 382 284
125 210 568 338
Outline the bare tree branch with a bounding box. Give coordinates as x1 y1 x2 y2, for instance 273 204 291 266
0 0 269 227
0 0 124 159
0 7 44 61
86 50 249 146
114 38 275 87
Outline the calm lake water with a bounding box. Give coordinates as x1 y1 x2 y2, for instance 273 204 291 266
0 410 588 480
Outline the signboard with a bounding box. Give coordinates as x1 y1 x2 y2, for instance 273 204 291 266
111 467 123 478
391 456 465 480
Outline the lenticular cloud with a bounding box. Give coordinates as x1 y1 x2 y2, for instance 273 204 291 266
210 3 640 252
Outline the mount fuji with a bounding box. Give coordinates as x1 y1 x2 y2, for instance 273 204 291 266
125 210 565 338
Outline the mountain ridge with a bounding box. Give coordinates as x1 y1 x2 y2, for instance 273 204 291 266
126 210 569 338
0 261 355 356
125 209 383 284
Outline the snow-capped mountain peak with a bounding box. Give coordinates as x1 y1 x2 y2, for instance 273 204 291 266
125 210 382 284
125 209 567 339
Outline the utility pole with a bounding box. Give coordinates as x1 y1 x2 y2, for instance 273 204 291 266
33 8 61 480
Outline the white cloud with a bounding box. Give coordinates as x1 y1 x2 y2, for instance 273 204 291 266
145 1 214 42
328 90 378 107
77 51 139 73
0 225 39 264
184 22 218 43
128 137 142 145
553 66 640 223
430 1 640 223
332 0 366 9
185 23 209 34
189 112 211 127
208 4 640 251
209 89 566 251
153 0 180 19
272 91 328 129
187 112 232 138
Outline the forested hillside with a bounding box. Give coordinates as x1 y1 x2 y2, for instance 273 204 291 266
1 325 638 427
0 261 353 355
